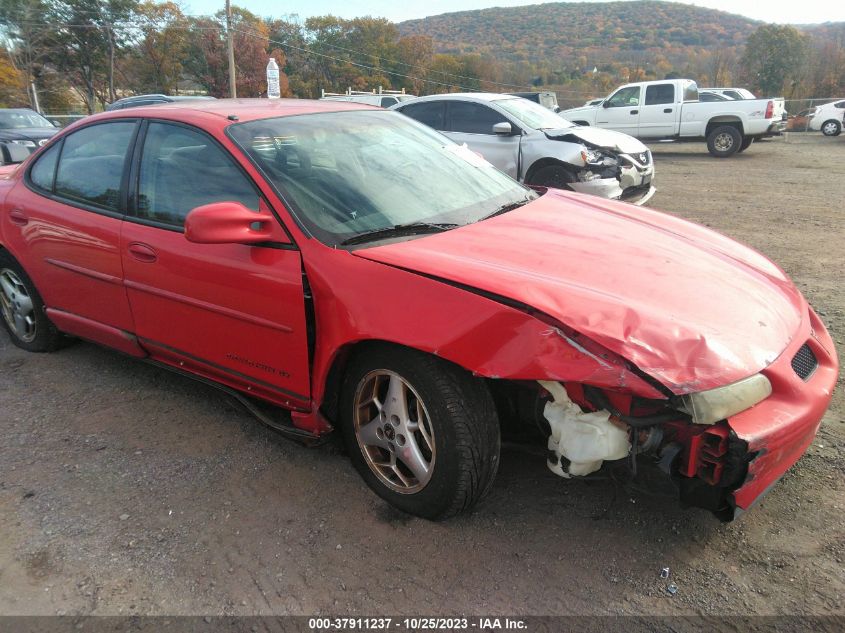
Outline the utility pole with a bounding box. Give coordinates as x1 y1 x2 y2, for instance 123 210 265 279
226 0 237 98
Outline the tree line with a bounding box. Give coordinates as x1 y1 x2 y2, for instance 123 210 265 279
1 1 843 114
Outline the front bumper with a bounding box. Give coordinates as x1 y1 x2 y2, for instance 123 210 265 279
726 306 838 516
570 154 656 206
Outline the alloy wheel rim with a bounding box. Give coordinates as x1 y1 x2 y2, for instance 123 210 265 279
0 268 37 343
822 122 837 135
353 369 436 494
714 132 734 152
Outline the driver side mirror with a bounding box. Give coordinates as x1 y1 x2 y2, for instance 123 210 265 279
602 100 611 108
493 121 513 135
184 201 288 245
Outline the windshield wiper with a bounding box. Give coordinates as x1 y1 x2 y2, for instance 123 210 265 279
340 222 459 246
481 197 533 221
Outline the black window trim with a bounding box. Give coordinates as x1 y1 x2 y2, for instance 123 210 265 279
24 118 142 220
396 100 447 132
125 117 297 249
445 99 514 136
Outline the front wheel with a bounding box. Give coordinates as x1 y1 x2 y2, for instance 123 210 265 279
707 125 742 157
821 120 842 136
340 345 500 519
527 164 577 190
0 251 63 352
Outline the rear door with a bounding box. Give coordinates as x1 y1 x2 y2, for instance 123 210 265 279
638 83 678 137
595 85 641 134
2 121 138 347
120 120 311 407
443 101 520 178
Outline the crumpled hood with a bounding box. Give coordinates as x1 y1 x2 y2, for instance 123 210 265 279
545 125 647 154
354 190 805 394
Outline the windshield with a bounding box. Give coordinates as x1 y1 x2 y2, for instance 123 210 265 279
229 110 534 247
493 98 574 130
0 110 55 130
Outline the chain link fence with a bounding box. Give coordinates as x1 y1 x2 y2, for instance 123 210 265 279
783 98 845 133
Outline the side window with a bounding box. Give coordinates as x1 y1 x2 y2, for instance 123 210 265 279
605 86 640 108
448 102 508 134
835 101 845 109
29 143 60 192
380 97 398 108
398 101 446 130
54 122 136 211
136 122 259 227
645 84 674 105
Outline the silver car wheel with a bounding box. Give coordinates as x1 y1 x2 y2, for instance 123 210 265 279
353 369 436 494
713 132 735 152
0 268 37 343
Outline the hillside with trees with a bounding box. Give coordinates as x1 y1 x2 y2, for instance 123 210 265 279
0 1 843 113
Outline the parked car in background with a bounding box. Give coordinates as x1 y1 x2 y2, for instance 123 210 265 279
106 94 216 111
699 90 734 102
0 99 837 522
506 91 560 112
392 92 655 205
707 87 757 100
321 88 417 108
0 109 58 157
561 79 786 157
808 100 845 136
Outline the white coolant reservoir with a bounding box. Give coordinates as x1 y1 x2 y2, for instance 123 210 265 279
539 381 631 478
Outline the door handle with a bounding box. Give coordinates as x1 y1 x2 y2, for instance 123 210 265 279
9 208 28 226
127 242 157 263
630 110 639 115
664 108 673 113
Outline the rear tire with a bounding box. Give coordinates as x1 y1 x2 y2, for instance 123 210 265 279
339 345 500 520
737 137 754 153
707 125 742 157
0 251 62 352
821 120 841 136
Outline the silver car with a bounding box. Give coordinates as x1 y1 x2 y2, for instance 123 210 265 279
391 93 655 205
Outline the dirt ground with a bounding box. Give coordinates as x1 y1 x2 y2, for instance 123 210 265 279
1 133 844 618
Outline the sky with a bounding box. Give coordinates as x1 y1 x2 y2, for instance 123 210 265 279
184 0 845 25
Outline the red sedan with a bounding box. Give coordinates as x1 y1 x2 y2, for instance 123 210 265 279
0 99 837 520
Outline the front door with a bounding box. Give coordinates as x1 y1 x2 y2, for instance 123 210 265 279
595 85 642 134
120 121 311 408
638 83 678 138
443 101 521 178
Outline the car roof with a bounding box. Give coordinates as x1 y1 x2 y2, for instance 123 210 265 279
68 98 379 133
397 92 517 104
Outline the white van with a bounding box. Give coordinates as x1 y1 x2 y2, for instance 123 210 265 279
320 88 417 108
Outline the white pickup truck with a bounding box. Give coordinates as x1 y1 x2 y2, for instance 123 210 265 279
562 79 786 157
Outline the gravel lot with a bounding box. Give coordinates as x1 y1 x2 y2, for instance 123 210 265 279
1 133 844 618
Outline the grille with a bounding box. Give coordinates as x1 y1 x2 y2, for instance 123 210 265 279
791 343 818 381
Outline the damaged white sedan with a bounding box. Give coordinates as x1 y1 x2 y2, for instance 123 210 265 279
392 92 655 205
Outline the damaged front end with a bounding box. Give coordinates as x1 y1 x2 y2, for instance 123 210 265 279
531 305 838 521
534 378 757 520
545 130 656 206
